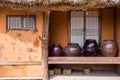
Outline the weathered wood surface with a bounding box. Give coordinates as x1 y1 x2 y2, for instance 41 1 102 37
0 61 41 66
42 11 50 80
0 77 42 80
48 57 120 64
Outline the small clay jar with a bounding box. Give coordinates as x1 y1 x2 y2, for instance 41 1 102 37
101 40 118 57
50 43 63 56
64 43 81 56
83 39 98 56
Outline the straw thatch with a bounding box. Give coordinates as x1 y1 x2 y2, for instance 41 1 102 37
0 0 120 11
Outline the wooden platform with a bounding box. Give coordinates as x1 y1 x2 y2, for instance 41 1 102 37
48 57 120 64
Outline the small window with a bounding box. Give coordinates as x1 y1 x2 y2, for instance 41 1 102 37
7 15 36 30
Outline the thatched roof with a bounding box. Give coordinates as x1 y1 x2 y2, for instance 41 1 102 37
0 0 120 11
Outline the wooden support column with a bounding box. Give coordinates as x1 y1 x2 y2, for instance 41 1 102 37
115 7 120 75
83 11 86 42
42 11 50 80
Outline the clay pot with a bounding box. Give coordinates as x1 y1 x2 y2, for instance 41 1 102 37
50 43 63 56
101 40 118 57
64 43 81 56
83 39 98 56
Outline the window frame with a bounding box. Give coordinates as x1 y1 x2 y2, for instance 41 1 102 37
6 15 36 30
69 10 101 46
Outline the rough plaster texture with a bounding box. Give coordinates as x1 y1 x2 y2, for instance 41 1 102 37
0 7 43 77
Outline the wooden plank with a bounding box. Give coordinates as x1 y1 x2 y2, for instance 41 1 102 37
48 57 120 64
42 11 50 80
0 77 42 80
0 61 41 66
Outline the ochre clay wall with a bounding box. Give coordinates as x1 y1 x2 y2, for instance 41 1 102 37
101 8 115 41
0 7 43 77
49 11 68 48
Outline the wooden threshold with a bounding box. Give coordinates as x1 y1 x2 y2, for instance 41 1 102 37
0 77 42 79
48 57 120 64
0 61 41 66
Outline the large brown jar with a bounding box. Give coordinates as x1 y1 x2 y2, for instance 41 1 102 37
101 40 118 57
50 43 63 56
83 39 98 56
64 43 81 56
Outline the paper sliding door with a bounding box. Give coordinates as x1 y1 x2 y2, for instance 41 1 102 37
70 11 100 47
71 11 84 47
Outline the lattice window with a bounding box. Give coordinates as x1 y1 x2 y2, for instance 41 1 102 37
7 15 36 30
8 16 21 29
70 11 100 47
23 16 36 29
86 11 99 43
71 11 84 47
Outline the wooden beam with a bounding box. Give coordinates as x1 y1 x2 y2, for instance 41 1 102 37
42 11 50 80
0 77 42 80
0 61 41 66
48 57 120 64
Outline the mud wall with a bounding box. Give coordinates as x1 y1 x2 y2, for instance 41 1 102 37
49 11 68 48
0 7 43 77
101 8 115 41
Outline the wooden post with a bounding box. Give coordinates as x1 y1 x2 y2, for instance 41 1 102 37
42 11 50 80
83 11 86 43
